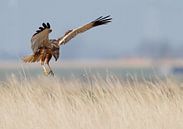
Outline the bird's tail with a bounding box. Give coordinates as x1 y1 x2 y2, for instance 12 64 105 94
22 54 40 63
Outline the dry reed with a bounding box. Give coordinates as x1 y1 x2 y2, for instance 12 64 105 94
0 75 182 129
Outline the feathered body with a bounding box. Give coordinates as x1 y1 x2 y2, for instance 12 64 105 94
23 40 59 63
23 16 112 76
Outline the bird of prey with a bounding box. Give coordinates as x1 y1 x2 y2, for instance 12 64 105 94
23 15 112 76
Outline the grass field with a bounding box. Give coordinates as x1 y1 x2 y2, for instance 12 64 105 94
0 75 183 129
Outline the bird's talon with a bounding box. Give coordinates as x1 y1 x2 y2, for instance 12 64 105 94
43 70 49 76
48 70 54 76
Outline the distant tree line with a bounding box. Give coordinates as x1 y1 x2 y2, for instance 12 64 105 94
137 38 183 59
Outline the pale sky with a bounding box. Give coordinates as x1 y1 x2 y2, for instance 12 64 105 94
1 0 183 59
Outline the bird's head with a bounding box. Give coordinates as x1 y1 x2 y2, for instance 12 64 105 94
50 41 60 61
53 54 59 61
53 48 59 61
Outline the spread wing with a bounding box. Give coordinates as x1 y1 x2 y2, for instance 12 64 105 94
31 22 52 53
58 15 112 46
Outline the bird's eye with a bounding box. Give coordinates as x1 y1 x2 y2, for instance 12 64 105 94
49 29 52 33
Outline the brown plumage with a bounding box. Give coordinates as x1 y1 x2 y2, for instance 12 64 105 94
23 15 112 76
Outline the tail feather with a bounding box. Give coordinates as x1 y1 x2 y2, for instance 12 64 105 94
22 55 39 63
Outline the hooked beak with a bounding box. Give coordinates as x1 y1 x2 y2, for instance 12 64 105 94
53 55 59 61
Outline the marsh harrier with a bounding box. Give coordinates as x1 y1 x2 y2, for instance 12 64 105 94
23 15 112 76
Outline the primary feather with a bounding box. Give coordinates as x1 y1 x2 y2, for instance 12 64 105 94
58 15 112 45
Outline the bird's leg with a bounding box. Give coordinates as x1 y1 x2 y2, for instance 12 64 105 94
45 54 54 76
47 63 54 76
41 64 49 76
41 55 49 76
40 49 50 76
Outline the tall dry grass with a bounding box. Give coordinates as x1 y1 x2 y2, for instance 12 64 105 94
0 75 183 129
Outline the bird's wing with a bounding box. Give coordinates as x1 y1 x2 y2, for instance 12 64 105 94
58 15 112 46
31 22 52 53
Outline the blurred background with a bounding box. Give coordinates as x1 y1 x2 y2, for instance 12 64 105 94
1 0 183 79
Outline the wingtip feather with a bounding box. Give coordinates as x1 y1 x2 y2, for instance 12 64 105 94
33 22 51 36
92 15 112 27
